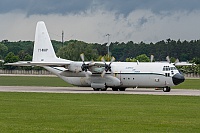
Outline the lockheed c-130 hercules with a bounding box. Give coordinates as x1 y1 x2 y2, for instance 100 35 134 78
6 21 185 92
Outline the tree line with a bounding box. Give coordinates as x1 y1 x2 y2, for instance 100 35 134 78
0 39 199 73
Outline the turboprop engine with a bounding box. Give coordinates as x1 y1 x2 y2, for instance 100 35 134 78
66 62 83 72
105 76 121 87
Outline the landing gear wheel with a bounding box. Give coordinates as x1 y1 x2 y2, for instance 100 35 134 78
93 88 100 91
101 88 107 91
112 88 118 91
119 88 126 91
163 87 171 92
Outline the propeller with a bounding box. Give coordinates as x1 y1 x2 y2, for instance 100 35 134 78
80 53 93 78
101 56 115 77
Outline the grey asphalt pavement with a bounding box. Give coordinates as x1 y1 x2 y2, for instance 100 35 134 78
0 86 199 96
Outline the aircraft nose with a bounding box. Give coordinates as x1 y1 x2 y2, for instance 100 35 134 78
172 73 185 85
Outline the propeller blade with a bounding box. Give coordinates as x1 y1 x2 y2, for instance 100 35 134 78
88 60 94 66
84 72 89 78
84 71 92 79
101 57 106 63
174 58 179 64
80 53 84 62
166 56 170 63
150 55 154 62
101 70 106 77
110 57 115 64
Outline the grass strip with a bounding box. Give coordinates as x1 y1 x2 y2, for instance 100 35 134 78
0 76 73 87
0 92 199 132
172 79 200 89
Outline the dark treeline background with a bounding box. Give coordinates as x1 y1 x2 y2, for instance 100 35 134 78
0 39 199 62
1 39 200 74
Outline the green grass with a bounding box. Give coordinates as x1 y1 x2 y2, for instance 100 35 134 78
0 76 73 87
0 92 199 133
172 79 200 89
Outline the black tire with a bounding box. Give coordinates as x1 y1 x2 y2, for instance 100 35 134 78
112 88 118 91
93 88 100 91
163 87 171 92
101 88 107 91
119 88 126 91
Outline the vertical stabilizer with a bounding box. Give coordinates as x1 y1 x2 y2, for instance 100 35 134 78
32 21 57 62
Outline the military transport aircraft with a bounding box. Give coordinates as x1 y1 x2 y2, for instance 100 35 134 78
6 21 185 92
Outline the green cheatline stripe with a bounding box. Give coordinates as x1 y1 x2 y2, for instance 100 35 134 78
83 72 165 76
109 73 165 76
116 73 164 76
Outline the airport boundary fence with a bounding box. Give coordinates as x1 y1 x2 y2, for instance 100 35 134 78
0 69 199 78
0 69 52 75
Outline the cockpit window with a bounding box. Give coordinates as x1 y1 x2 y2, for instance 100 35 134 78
163 66 170 71
170 67 177 70
163 66 177 71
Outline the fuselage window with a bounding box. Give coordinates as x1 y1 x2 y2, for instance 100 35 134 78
166 66 170 71
165 73 170 77
171 71 174 75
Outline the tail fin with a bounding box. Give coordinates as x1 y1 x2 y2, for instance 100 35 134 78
32 21 58 62
5 21 72 67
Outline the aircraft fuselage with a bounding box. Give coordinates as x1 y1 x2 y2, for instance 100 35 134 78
44 62 184 91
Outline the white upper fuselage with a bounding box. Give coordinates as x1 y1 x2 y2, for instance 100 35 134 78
45 61 180 88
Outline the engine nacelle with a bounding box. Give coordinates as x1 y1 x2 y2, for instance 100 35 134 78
92 67 104 73
66 62 82 72
91 83 106 89
106 76 121 87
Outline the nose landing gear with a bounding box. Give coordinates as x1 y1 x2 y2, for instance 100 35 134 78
163 86 171 92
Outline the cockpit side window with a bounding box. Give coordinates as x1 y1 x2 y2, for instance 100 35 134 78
170 67 177 70
163 67 166 71
163 66 170 71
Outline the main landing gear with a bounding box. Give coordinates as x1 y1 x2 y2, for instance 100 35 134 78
93 88 107 91
163 86 171 92
93 88 126 91
112 88 126 91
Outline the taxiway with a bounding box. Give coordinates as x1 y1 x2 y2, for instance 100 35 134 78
0 86 199 96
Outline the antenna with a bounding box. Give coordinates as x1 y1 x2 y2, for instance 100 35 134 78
62 31 64 47
106 34 110 61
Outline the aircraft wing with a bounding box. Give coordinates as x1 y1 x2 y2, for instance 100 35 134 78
174 62 196 66
5 60 106 69
5 61 72 67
